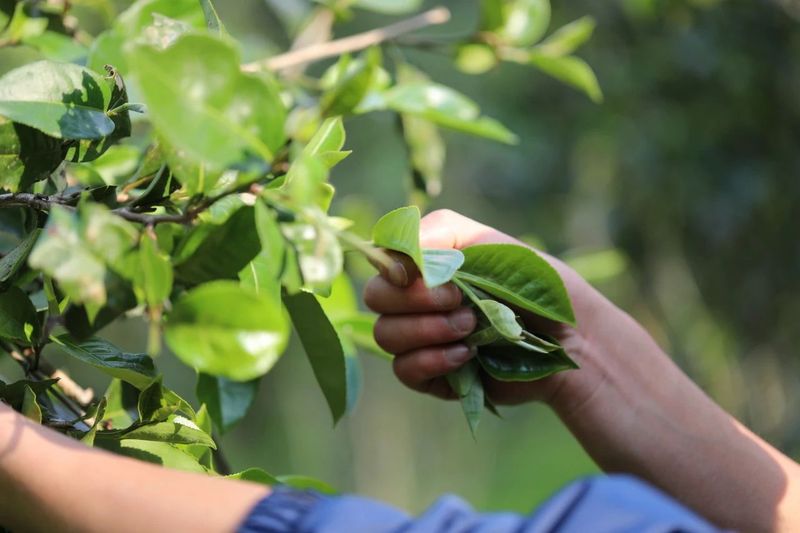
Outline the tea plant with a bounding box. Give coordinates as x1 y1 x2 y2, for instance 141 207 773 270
0 0 598 481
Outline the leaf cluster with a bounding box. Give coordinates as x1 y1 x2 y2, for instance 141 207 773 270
373 206 577 435
0 0 598 478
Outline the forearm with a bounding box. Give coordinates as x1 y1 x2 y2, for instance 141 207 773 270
0 404 268 533
551 299 800 532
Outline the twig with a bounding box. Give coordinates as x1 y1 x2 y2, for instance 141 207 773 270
2 342 95 410
242 6 451 72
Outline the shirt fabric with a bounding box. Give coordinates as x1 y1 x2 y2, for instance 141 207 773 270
238 474 725 533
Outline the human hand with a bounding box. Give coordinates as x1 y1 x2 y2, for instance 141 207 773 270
364 209 607 407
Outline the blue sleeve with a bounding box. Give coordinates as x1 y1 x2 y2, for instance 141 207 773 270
238 475 726 533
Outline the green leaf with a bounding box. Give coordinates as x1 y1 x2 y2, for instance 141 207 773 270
0 379 57 412
21 385 43 423
380 82 517 144
0 286 39 344
132 232 173 307
0 229 40 287
98 419 216 448
479 300 524 340
477 342 578 381
527 53 602 103
196 373 259 435
0 2 48 44
283 291 348 424
83 145 141 185
276 475 338 495
336 315 391 360
321 49 382 116
225 470 338 494
283 154 330 208
81 398 108 446
126 33 286 170
23 31 88 63
164 281 289 381
227 468 279 485
455 44 499 75
136 378 194 422
199 0 227 35
174 206 261 285
97 439 208 473
457 243 576 325
372 205 424 271
281 219 343 295
87 0 207 75
422 249 465 287
446 360 484 437
0 61 115 139
102 379 139 429
536 16 595 57
373 207 465 288
51 335 157 390
253 200 285 281
0 119 63 191
495 0 551 47
396 64 445 196
465 325 502 347
304 117 350 168
67 66 134 163
29 204 138 315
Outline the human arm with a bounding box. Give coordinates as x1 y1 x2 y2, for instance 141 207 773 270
364 209 800 533
0 403 268 533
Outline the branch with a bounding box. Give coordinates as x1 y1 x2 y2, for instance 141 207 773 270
242 6 451 73
0 192 76 211
113 180 261 225
0 182 250 226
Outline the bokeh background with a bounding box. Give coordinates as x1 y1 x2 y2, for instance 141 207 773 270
3 0 800 514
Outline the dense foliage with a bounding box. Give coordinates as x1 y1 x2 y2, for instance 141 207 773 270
0 0 599 481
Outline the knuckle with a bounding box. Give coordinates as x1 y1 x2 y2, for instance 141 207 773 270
372 316 395 352
418 315 453 343
429 283 461 310
362 277 383 311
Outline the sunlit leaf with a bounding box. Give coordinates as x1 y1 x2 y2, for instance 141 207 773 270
528 53 602 103
457 243 576 325
126 34 286 170
164 281 289 381
379 82 517 144
536 16 595 57
0 61 114 139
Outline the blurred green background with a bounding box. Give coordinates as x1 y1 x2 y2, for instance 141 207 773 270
3 0 800 515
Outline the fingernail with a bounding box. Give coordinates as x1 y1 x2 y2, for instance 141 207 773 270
431 284 460 308
444 344 475 365
448 307 476 334
388 260 408 287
